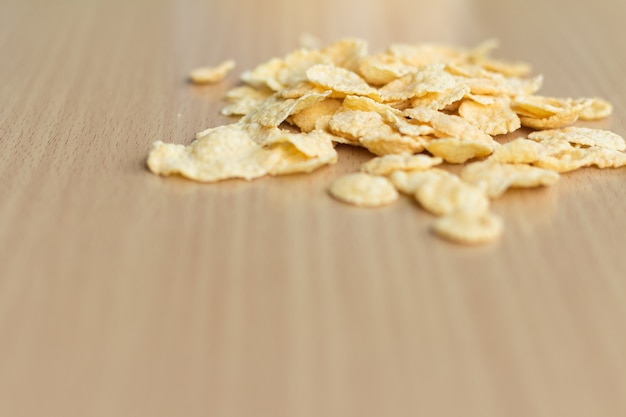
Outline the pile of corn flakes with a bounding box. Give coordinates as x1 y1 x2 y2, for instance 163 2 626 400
148 38 625 244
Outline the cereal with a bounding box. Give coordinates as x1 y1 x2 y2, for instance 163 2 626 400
221 85 274 116
512 96 592 129
460 161 560 198
579 98 613 121
528 127 625 151
489 138 543 164
458 96 521 135
405 107 494 142
410 84 470 111
241 91 331 127
433 210 504 244
328 110 392 143
289 98 342 132
190 60 235 84
328 173 398 207
148 37 621 245
361 154 442 176
389 169 450 194
306 64 379 99
414 173 490 216
377 64 457 102
147 124 273 182
424 137 495 163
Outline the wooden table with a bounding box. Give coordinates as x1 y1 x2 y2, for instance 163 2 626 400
1 0 625 416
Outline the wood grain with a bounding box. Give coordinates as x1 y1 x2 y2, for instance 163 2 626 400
1 0 626 416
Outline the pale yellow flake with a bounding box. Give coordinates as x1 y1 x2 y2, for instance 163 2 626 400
432 210 503 244
460 161 559 198
320 38 369 72
389 169 450 195
414 173 490 216
410 84 470 111
289 98 342 132
404 107 494 142
357 53 414 85
221 85 274 116
306 64 379 99
424 137 495 163
328 110 392 143
579 97 613 121
147 124 272 182
190 60 236 84
528 127 626 151
361 154 443 176
489 138 544 164
377 64 457 102
328 173 398 207
458 96 521 135
241 91 331 127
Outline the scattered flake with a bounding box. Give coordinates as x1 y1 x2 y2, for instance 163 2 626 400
289 98 342 132
358 53 414 85
298 33 323 50
361 154 442 176
341 95 405 120
405 107 494 142
458 96 521 135
242 91 331 127
328 173 398 207
513 95 592 129
190 60 236 84
528 127 625 151
221 85 274 116
320 38 369 72
378 64 457 102
328 110 392 142
432 210 503 244
266 141 337 175
414 173 490 216
410 84 471 110
579 97 613 121
306 64 379 99
461 161 559 198
389 168 451 195
489 138 543 164
360 133 424 156
278 81 330 99
147 124 273 182
424 137 495 163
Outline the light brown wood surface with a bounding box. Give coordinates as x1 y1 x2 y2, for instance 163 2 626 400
1 0 626 416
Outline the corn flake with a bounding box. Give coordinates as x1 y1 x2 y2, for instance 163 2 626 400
458 96 520 135
242 91 331 127
461 161 559 198
147 124 272 182
424 137 495 163
377 64 457 102
414 173 490 216
190 60 236 84
361 154 442 176
306 64 379 99
329 173 398 207
289 98 342 132
432 210 503 244
410 84 470 111
389 169 450 195
360 134 424 156
528 127 626 151
489 138 543 164
404 107 494 142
